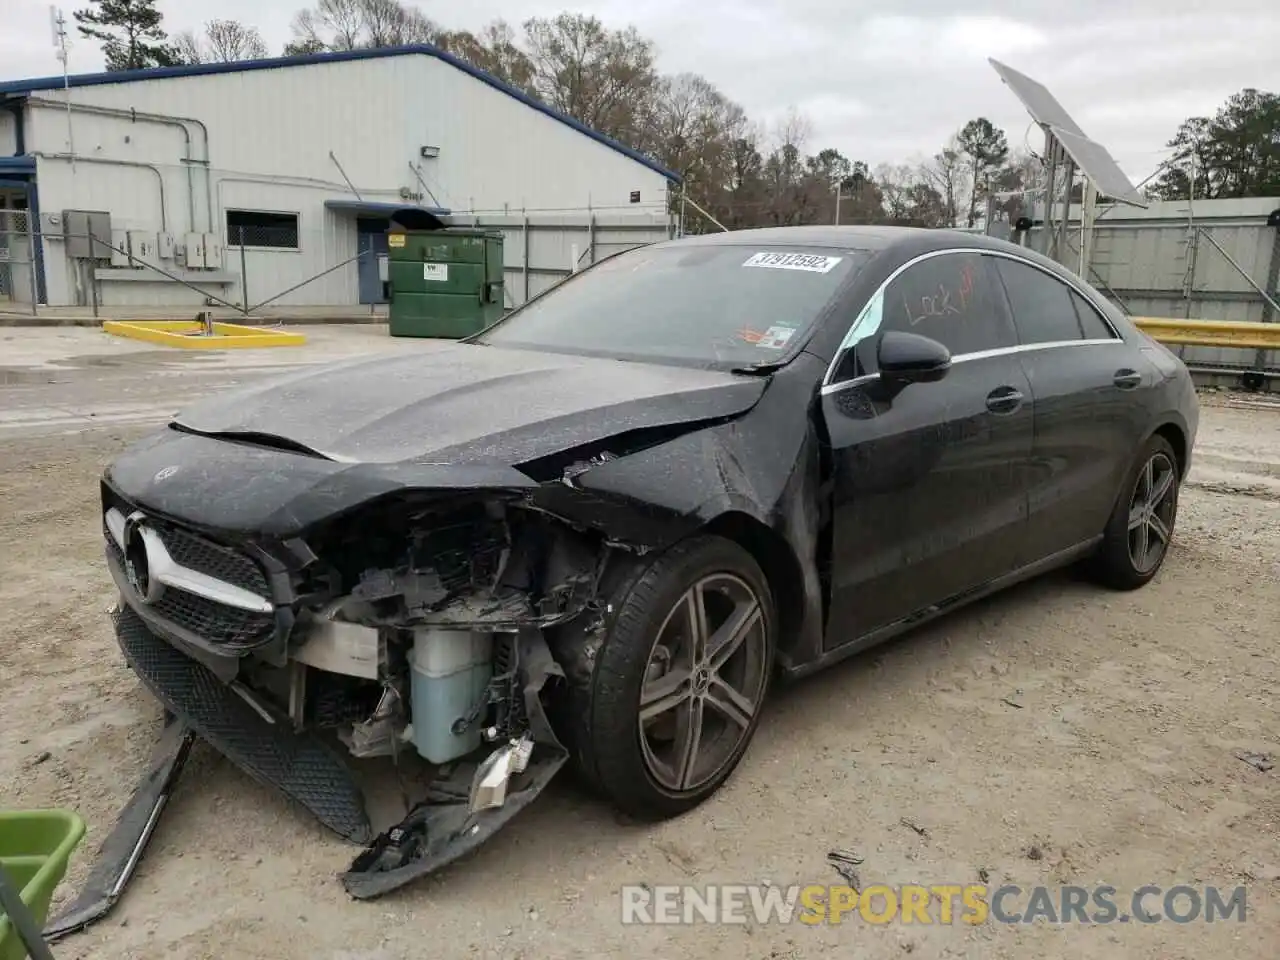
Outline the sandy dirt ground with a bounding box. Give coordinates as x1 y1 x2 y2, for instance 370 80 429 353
1 328 1277 959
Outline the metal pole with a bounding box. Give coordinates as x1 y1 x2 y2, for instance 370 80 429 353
588 211 596 265
1056 157 1074 264
679 184 687 237
834 184 841 226
1041 128 1058 259
238 227 248 313
1079 178 1096 279
26 210 39 316
88 259 99 318
522 211 529 304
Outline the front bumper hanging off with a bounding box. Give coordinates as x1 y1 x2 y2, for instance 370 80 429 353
50 606 569 938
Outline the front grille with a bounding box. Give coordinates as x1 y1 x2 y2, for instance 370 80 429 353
160 524 271 597
104 509 275 651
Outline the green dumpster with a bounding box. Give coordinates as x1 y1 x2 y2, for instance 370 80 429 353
0 809 85 960
387 228 505 338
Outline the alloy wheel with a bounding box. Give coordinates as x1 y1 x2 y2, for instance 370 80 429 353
1127 451 1177 574
637 573 769 793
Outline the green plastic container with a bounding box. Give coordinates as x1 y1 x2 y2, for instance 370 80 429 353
0 810 85 960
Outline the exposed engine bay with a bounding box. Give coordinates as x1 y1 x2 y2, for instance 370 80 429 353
92 486 634 906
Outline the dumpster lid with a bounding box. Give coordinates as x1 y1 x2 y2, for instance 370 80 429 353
325 200 451 230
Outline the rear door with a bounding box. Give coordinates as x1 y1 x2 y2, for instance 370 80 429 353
990 255 1151 565
821 250 1034 645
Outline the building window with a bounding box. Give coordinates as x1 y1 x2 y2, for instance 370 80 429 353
226 210 299 249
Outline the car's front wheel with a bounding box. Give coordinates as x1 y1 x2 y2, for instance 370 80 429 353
1091 434 1181 589
563 535 776 820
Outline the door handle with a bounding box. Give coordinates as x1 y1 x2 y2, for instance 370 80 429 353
1113 369 1143 389
985 386 1024 413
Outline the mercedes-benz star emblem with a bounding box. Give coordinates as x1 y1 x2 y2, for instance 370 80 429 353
122 512 164 604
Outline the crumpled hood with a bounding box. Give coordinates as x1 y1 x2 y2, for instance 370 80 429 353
172 343 767 465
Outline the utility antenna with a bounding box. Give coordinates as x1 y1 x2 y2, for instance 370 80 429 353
50 5 75 162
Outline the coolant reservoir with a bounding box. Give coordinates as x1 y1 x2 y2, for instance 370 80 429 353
408 628 493 764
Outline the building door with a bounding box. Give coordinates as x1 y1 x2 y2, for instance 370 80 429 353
357 218 390 304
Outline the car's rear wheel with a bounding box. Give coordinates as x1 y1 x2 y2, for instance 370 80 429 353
1091 434 1180 589
562 535 775 820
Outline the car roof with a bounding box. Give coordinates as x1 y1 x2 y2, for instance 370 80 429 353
658 225 1080 283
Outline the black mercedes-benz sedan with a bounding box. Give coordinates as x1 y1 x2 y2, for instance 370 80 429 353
96 225 1198 900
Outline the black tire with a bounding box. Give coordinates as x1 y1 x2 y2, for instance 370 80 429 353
1090 434 1181 590
558 534 776 820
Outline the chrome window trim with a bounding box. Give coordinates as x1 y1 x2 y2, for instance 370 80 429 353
820 339 1123 396
821 246 1123 390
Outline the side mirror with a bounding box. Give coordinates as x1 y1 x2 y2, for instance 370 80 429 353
877 330 951 383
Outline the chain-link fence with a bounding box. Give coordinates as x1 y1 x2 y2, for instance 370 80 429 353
0 208 39 313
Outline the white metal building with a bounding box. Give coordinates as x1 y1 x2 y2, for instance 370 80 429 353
0 47 678 309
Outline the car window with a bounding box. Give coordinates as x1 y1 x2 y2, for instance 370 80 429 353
475 244 872 370
882 251 1015 356
994 257 1091 345
1071 290 1117 340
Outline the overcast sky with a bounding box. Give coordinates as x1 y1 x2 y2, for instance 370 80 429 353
4 0 1278 182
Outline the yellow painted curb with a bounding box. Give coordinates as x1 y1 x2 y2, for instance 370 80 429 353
101 319 306 349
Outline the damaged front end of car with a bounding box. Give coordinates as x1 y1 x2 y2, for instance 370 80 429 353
107 481 639 886
75 443 679 928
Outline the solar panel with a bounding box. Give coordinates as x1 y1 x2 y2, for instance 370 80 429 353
989 58 1086 137
1048 125 1147 208
989 58 1147 209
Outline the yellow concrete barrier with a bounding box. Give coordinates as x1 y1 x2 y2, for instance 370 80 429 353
102 319 306 349
1132 317 1280 351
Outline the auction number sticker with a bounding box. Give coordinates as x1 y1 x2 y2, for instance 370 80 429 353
743 251 843 273
423 263 449 282
756 325 798 348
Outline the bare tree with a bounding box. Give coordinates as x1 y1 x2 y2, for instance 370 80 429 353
917 135 969 228
436 21 535 93
522 14 658 144
173 19 269 63
285 0 437 53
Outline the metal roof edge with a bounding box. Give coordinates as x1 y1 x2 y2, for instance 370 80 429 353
0 46 682 184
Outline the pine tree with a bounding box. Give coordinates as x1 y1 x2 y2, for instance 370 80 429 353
74 0 179 71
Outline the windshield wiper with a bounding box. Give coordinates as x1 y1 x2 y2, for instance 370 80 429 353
730 359 787 375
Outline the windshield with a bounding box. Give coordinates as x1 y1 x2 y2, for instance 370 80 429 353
475 243 872 368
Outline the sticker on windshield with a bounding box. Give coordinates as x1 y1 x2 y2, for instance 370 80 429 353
743 251 843 273
756 325 797 348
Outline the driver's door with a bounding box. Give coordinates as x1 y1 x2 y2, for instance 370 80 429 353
819 250 1034 646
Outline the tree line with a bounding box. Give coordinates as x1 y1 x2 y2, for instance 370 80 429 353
73 0 1280 230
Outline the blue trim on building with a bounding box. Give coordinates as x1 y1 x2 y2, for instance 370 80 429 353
0 156 36 173
324 200 452 217
0 46 682 183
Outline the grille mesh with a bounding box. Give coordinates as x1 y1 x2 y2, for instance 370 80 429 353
105 512 274 650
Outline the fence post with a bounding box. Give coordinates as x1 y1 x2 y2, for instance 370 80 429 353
522 212 529 305
1257 220 1280 372
25 211 39 316
238 226 249 313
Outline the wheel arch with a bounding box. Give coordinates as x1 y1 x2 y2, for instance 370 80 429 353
700 511 808 666
1150 418 1189 478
